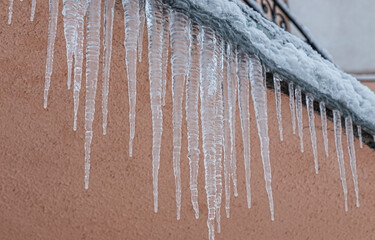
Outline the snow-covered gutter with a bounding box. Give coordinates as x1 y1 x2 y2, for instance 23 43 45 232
163 0 375 142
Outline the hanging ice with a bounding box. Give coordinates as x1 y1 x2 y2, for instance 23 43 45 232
357 125 363 149
214 37 224 233
306 94 318 174
161 4 170 106
62 0 78 90
288 82 296 135
237 50 251 209
30 0 37 21
169 9 189 220
249 54 274 221
345 116 359 207
43 0 59 108
200 26 217 240
8 0 14 24
146 0 164 213
186 19 201 219
273 74 283 141
319 102 329 157
101 0 115 135
84 0 102 189
123 0 140 157
333 110 348 211
295 86 304 152
73 0 86 131
227 45 238 197
138 0 145 62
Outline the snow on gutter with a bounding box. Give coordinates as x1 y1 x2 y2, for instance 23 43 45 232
163 0 375 136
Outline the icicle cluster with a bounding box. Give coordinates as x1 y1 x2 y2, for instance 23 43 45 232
9 0 365 239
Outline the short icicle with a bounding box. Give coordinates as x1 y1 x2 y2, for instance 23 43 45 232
306 94 318 174
30 0 37 21
8 0 14 24
273 73 283 141
249 54 274 221
123 0 140 157
320 102 329 157
345 116 359 207
357 125 363 149
295 86 304 152
214 37 224 233
169 9 190 220
237 49 251 209
161 4 170 106
43 0 59 108
138 0 145 62
146 0 164 213
288 82 296 135
186 19 201 220
333 110 348 211
200 26 217 240
84 0 102 190
101 0 115 135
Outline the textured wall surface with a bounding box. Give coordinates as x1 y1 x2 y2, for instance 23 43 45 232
1 1 375 240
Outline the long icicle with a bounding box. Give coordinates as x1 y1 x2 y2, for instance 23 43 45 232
123 0 140 157
200 26 217 240
214 37 224 233
345 116 359 207
273 74 283 141
146 0 164 213
333 110 348 211
249 55 274 221
161 4 170 106
306 94 318 174
138 0 145 62
186 19 201 220
295 86 304 152
223 43 232 218
84 0 102 190
228 45 238 197
8 0 14 24
288 82 296 135
169 9 189 220
237 50 251 209
320 102 329 157
30 0 37 21
43 0 59 108
357 125 363 149
73 0 86 131
101 0 115 135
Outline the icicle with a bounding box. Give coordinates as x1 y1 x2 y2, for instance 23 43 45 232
200 26 217 240
228 45 238 197
214 37 224 233
73 1 86 131
345 116 359 207
249 54 274 221
161 4 170 106
333 110 348 211
306 95 318 174
138 0 145 62
43 0 59 108
62 0 79 90
30 0 36 21
288 82 296 135
237 50 251 209
319 102 329 157
273 74 283 141
169 9 189 220
357 125 363 149
186 20 201 220
8 0 14 24
295 86 304 152
84 0 102 190
146 0 164 213
123 0 140 157
101 0 115 135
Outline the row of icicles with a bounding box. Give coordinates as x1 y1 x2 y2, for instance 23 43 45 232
8 0 362 239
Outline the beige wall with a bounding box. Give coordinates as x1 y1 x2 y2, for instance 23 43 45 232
1 1 375 240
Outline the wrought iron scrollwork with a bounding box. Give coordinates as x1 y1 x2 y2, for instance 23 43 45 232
259 0 288 30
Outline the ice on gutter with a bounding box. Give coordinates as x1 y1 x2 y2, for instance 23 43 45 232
163 0 375 136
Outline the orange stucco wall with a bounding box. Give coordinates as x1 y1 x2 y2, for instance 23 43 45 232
1 1 375 240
